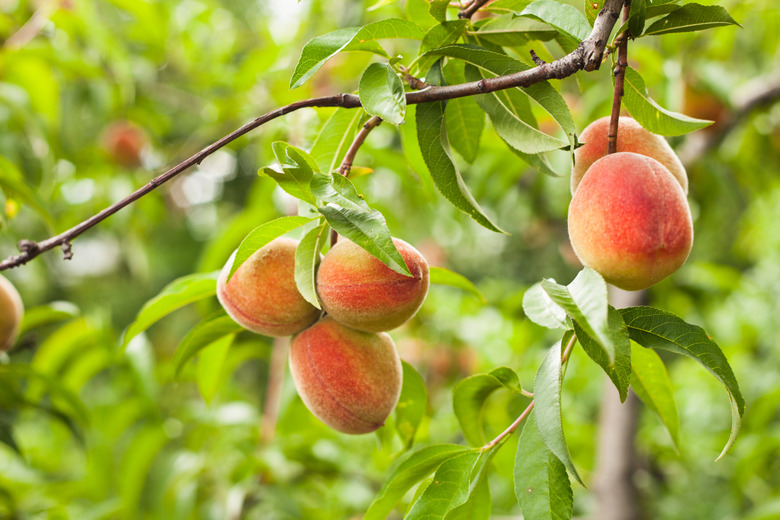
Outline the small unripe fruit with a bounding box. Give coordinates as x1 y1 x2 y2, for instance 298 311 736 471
572 117 687 195
568 152 693 291
217 237 320 337
0 275 23 351
289 317 402 434
316 238 429 333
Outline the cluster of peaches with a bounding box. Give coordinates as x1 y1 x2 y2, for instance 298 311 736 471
567 117 693 291
217 236 429 434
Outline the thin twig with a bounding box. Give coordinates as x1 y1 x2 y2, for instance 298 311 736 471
480 333 578 451
459 0 491 19
0 0 626 271
5 0 59 50
259 337 289 445
338 116 383 177
607 2 631 154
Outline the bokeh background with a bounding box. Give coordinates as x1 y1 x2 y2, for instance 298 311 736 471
0 0 778 518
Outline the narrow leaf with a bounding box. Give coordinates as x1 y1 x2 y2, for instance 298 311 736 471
541 268 616 363
444 474 491 520
573 306 632 402
359 63 406 125
405 450 481 520
415 96 504 233
515 413 573 520
290 19 424 89
417 20 469 75
395 361 429 449
445 96 484 164
628 0 647 36
584 0 605 26
630 342 680 448
521 0 591 41
430 266 486 303
364 444 471 520
19 301 80 336
122 272 219 350
228 216 314 280
622 66 711 136
620 306 743 459
453 367 524 446
295 220 327 308
174 312 244 377
429 0 450 22
534 340 583 485
643 3 739 36
311 108 364 174
523 282 569 330
196 334 234 403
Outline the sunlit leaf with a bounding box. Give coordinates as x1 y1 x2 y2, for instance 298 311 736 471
520 0 591 41
359 63 406 125
430 266 485 302
630 342 680 449
174 312 244 377
228 216 314 280
643 3 739 36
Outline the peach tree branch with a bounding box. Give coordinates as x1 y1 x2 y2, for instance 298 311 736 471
0 0 626 272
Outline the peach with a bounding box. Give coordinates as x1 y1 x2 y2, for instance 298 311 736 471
567 152 693 291
289 317 402 434
316 238 429 333
571 116 687 195
217 237 320 337
102 121 147 168
0 275 23 351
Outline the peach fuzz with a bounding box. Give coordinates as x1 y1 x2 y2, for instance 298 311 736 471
0 275 23 351
289 317 402 434
571 116 687 195
316 238 429 333
217 237 320 337
567 152 693 291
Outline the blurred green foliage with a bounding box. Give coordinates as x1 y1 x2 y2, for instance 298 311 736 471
0 0 778 518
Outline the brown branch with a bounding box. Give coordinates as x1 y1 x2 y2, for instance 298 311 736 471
338 116 383 177
0 0 625 271
459 0 491 19
5 0 60 50
607 2 631 154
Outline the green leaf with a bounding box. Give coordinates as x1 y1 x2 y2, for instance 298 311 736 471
400 105 437 197
295 220 328 308
541 268 616 363
514 413 573 520
395 361 428 448
628 0 647 36
473 14 558 46
630 342 680 449
364 444 471 520
520 0 591 41
290 19 424 89
442 61 486 164
174 312 244 377
312 173 411 276
311 108 365 174
121 272 219 350
453 367 524 446
534 339 583 485
228 216 314 280
430 266 486 303
417 20 469 75
260 142 320 204
196 334 234 403
18 301 80 336
118 425 168 518
0 412 20 455
622 66 712 136
584 0 605 25
429 0 450 22
523 282 569 330
573 306 632 402
643 3 739 36
619 306 744 459
428 44 576 148
405 450 481 520
444 474 491 520
359 63 406 125
415 85 504 233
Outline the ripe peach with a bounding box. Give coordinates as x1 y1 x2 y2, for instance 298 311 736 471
567 152 693 291
0 275 23 351
316 238 429 333
571 117 687 195
217 237 320 337
289 317 402 434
